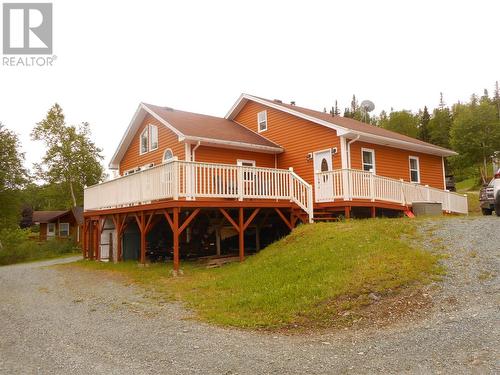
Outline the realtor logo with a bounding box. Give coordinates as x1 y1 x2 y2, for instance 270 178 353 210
3 3 52 54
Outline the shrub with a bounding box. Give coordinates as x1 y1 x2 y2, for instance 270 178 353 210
0 228 78 266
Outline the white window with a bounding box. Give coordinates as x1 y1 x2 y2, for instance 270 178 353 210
47 223 56 237
163 148 174 162
361 148 376 173
59 223 70 237
257 110 267 132
237 160 256 182
409 156 420 183
149 125 158 151
140 127 149 154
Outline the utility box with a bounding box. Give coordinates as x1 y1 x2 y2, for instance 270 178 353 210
412 202 442 216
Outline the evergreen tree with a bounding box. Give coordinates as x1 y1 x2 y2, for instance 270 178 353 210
419 106 431 142
493 81 500 119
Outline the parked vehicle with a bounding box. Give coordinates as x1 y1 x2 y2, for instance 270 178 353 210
481 169 500 216
480 179 495 215
494 170 500 217
445 175 456 192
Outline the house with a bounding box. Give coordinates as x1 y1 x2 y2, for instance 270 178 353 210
32 207 84 244
83 93 467 271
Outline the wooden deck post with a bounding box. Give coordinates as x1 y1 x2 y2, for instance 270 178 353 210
344 206 351 220
371 206 376 218
172 207 180 272
238 207 244 261
82 220 87 259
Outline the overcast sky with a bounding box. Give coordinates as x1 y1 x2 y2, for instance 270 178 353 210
1 0 499 172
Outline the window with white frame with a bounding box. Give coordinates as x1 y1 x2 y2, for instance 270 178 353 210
409 156 420 183
257 110 267 132
47 223 55 237
140 127 149 154
139 124 158 154
361 148 376 173
59 223 70 237
163 148 174 162
237 159 256 182
150 125 158 150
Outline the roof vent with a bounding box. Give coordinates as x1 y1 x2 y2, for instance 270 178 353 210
273 99 282 103
290 101 296 106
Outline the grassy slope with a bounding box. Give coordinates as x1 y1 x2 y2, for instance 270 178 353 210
75 218 441 329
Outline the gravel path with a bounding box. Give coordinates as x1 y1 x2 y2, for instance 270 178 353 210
0 217 498 374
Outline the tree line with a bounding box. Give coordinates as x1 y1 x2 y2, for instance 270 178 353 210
0 104 105 230
335 83 500 182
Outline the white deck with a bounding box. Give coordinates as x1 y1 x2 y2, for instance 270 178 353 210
84 161 468 217
84 160 314 219
314 169 468 214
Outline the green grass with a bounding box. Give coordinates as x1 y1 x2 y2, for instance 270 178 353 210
456 177 481 192
0 228 79 266
74 218 441 329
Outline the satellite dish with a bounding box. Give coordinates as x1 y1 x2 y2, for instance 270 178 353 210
360 100 375 112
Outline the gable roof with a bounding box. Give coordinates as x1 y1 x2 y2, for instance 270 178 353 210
32 211 67 223
109 103 283 169
226 94 457 157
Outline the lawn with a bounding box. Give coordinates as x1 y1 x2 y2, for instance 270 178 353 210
74 218 441 329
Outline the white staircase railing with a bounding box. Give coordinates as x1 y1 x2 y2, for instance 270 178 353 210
84 160 314 221
315 169 468 214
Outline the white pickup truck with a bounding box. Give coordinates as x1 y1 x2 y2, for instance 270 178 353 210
494 170 500 216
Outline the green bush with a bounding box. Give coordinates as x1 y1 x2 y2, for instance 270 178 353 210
0 228 78 266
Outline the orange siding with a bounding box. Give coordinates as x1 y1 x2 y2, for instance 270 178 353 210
119 114 185 175
350 141 445 189
234 101 341 185
194 145 275 167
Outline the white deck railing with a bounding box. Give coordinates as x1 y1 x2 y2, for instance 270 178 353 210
315 169 468 214
84 160 314 221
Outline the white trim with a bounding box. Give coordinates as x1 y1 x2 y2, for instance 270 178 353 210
141 104 184 138
163 148 174 162
59 222 70 237
257 110 267 132
226 94 349 135
442 156 447 190
236 159 256 166
409 155 420 183
47 222 56 237
340 136 348 169
149 124 159 151
361 148 376 173
184 143 191 161
225 94 457 157
139 127 149 155
183 136 282 153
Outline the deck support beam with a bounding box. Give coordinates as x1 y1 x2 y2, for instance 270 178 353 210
275 208 293 230
239 207 244 261
344 206 351 219
371 206 376 218
164 208 200 273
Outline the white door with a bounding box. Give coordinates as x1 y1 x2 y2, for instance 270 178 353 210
314 150 333 201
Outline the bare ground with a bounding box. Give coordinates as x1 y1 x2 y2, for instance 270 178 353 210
0 216 498 374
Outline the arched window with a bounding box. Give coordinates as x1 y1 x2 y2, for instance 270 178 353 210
320 158 329 172
163 148 174 162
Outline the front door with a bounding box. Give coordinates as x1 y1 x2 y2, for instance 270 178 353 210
314 150 333 201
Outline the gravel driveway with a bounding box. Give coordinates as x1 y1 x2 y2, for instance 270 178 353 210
0 217 498 374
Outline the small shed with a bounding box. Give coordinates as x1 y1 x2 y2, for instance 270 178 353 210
32 207 84 244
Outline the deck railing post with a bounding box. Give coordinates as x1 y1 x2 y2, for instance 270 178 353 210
425 185 431 201
172 160 179 200
237 165 244 201
370 172 375 202
342 169 350 201
399 179 406 206
288 167 294 202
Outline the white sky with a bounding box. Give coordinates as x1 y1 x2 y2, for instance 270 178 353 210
1 0 499 172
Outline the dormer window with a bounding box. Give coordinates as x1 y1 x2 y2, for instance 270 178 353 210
257 110 267 132
140 124 158 154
